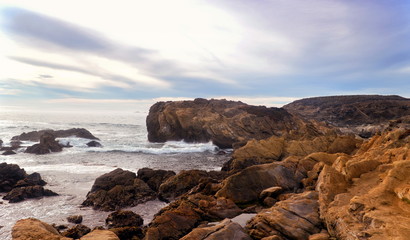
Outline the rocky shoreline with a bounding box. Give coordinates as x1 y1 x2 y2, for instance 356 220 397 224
4 96 410 240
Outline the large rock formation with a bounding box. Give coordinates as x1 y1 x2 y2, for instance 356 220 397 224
82 168 156 211
284 95 410 136
25 132 63 154
146 98 328 148
12 128 99 141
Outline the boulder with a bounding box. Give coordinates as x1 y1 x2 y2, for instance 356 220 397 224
82 168 156 211
137 168 176 191
12 218 71 240
25 132 63 154
2 150 16 155
158 170 210 201
14 172 47 187
80 230 119 240
12 128 99 141
67 215 83 224
108 227 143 240
105 210 143 228
146 98 328 148
3 185 58 203
0 162 27 192
246 191 322 240
86 141 102 147
62 224 91 239
181 219 252 240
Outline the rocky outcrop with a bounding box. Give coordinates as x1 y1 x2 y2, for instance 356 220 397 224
25 132 63 154
316 128 410 239
284 95 410 136
181 219 252 240
82 168 156 211
146 98 328 148
80 230 120 240
105 210 143 228
137 168 176 192
1 163 57 203
12 218 71 240
62 225 91 239
246 191 322 240
12 128 99 141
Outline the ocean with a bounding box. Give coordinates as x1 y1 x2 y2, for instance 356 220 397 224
0 109 229 239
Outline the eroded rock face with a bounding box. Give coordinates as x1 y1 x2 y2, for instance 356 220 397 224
246 191 322 240
12 128 99 141
146 98 326 148
137 168 176 192
181 219 252 240
317 128 410 239
82 168 156 211
12 218 71 240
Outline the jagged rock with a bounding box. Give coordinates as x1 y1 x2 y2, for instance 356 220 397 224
12 128 99 141
146 98 328 148
106 210 143 228
158 170 210 201
2 150 16 155
0 162 26 192
86 141 102 147
67 215 83 224
137 168 175 192
82 168 156 211
3 185 58 203
216 157 310 205
14 172 47 187
25 132 62 154
62 224 91 239
246 191 322 240
318 128 410 239
181 219 252 240
80 230 119 240
12 218 71 240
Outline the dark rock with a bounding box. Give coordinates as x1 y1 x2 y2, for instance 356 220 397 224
25 132 62 154
52 224 68 231
62 224 91 239
67 215 83 224
137 168 176 192
12 128 99 141
86 141 102 147
3 185 58 203
14 172 47 187
82 168 156 211
146 99 326 148
181 219 252 240
108 226 144 240
2 150 16 155
106 210 143 228
0 162 27 192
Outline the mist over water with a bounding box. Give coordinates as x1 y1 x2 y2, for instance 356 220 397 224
0 109 229 239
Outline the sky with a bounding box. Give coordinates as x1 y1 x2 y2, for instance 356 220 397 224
0 0 410 111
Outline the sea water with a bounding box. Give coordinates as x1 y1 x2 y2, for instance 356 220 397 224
0 109 229 239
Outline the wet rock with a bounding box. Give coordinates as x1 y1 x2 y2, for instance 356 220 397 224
137 168 175 191
158 170 210 201
0 162 26 192
181 219 252 240
12 218 71 240
2 150 16 155
25 132 63 154
67 215 83 224
62 224 91 239
14 172 47 187
82 168 156 211
106 210 143 228
12 128 99 141
81 229 120 240
246 191 322 240
146 98 327 148
3 185 58 203
86 141 102 147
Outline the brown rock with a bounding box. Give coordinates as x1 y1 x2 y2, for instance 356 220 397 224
106 210 143 228
67 215 83 224
25 132 63 154
108 226 143 240
80 230 119 240
3 185 58 203
12 218 71 240
137 168 175 192
82 168 156 211
308 232 330 240
13 128 99 141
180 219 252 240
246 191 322 240
0 162 27 192
62 224 91 239
146 98 326 148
